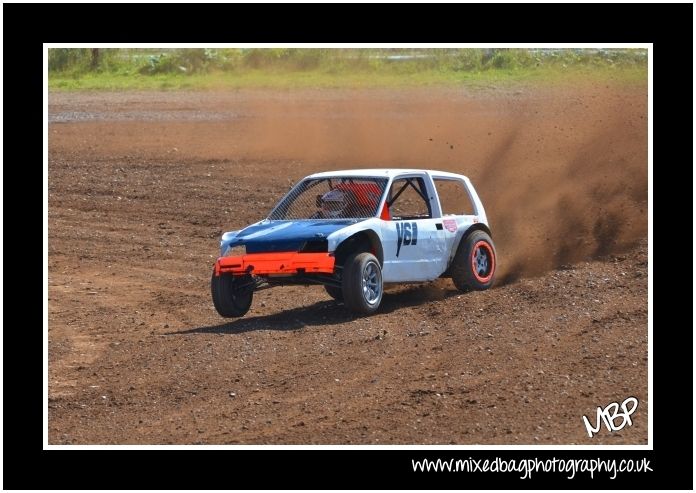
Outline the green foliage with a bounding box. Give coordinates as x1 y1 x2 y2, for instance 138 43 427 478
239 48 329 70
49 48 648 75
48 49 89 71
48 48 647 90
486 49 533 69
139 49 215 74
48 48 122 74
450 49 484 71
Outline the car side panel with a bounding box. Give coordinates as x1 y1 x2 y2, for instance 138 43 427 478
380 218 448 282
326 219 385 255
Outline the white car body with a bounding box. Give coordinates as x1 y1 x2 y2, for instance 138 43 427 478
220 169 490 283
316 169 489 282
213 168 495 317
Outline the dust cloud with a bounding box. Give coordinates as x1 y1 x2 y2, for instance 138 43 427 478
237 85 648 281
50 85 647 282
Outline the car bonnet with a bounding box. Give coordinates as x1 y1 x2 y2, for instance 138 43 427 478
226 219 361 253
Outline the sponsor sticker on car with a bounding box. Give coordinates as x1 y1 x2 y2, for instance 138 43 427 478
443 219 457 233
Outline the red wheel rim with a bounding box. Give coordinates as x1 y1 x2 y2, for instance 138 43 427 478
471 240 495 283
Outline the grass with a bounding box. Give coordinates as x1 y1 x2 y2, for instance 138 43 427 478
48 48 648 91
49 65 647 91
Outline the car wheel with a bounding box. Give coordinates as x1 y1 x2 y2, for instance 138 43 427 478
211 271 253 317
324 285 344 301
451 230 496 291
342 252 383 314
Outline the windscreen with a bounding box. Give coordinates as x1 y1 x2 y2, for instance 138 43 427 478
268 177 388 220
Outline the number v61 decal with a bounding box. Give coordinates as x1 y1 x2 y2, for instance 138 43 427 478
395 221 418 257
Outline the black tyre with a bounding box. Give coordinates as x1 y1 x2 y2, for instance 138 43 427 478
324 284 344 301
342 252 383 314
211 271 253 318
451 230 496 291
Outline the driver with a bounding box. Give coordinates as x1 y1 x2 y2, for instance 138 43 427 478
319 188 351 218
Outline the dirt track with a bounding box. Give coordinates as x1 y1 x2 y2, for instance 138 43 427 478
48 84 648 444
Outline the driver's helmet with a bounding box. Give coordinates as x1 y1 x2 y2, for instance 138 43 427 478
320 188 350 218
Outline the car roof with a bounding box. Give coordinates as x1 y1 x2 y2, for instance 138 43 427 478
306 169 469 180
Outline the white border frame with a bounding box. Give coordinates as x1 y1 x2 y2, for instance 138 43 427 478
43 43 652 451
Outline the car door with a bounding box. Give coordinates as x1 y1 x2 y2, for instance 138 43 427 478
380 175 448 282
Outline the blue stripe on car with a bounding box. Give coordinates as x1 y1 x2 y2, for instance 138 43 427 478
227 220 359 253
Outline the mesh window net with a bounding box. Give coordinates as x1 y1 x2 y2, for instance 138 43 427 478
269 177 389 220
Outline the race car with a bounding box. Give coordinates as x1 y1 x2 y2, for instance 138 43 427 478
212 169 496 316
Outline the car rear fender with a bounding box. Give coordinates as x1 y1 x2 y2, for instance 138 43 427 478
447 223 493 267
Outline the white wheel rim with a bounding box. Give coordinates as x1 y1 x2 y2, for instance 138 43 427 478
361 260 382 305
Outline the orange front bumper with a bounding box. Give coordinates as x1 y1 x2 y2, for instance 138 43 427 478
215 252 335 276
